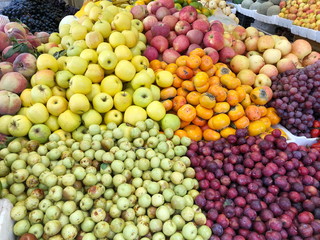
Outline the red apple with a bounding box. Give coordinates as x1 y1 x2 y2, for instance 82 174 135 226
172 35 189 53
291 39 312 60
186 29 204 45
179 6 198 23
143 15 158 31
162 15 178 30
232 39 246 55
167 31 177 46
157 0 174 9
175 20 191 35
169 7 178 14
204 47 219 64
143 46 159 61
0 72 28 94
210 21 224 34
150 35 169 53
219 47 236 63
192 19 210 33
162 48 180 63
145 30 153 44
147 1 163 14
151 22 170 37
156 7 171 21
172 12 179 18
232 25 247 40
131 5 148 20
186 44 201 55
203 30 224 51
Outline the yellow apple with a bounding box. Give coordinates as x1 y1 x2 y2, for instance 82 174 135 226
130 46 141 57
57 56 68 71
92 92 113 113
0 115 13 135
114 45 133 61
17 107 28 116
30 84 52 104
114 60 136 82
81 18 94 32
124 105 147 126
156 70 173 88
67 45 84 57
150 85 161 101
99 0 112 9
109 31 126 48
51 86 66 97
45 115 60 132
88 5 102 22
99 9 115 23
46 96 68 116
80 49 98 63
105 5 119 16
31 69 56 87
26 103 49 124
53 129 71 141
48 46 63 56
58 110 81 132
61 35 75 49
146 68 156 83
55 70 74 89
8 115 32 137
131 19 144 33
131 55 149 72
100 75 123 96
69 75 92 95
131 70 152 90
136 41 146 51
68 93 91 114
73 40 88 49
81 109 103 128
70 24 88 41
92 20 111 39
138 32 146 44
104 109 123 125
85 63 105 83
86 83 101 101
96 42 113 54
122 30 138 48
85 31 104 49
98 49 118 70
66 56 88 75
146 101 166 121
84 1 96 14
59 24 71 38
119 10 133 20
36 54 59 72
66 88 75 101
114 91 132 112
20 88 33 107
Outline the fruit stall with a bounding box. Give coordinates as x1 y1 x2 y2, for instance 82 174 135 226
0 0 319 239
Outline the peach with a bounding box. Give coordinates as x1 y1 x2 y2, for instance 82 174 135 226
291 39 312 60
259 64 279 78
302 51 320 66
230 55 250 73
34 32 50 44
0 31 10 51
0 72 28 94
2 46 20 63
0 90 21 115
237 69 256 86
0 62 13 78
4 22 26 35
249 55 265 73
263 49 282 64
277 58 296 73
13 53 37 79
257 35 275 52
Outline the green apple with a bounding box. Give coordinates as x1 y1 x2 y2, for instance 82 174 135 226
133 87 153 108
118 123 133 142
108 31 126 48
146 101 166 121
51 86 66 97
36 54 59 72
61 35 75 49
136 41 146 51
85 63 105 83
131 19 144 33
53 129 72 141
104 109 123 126
69 75 92 95
26 103 49 124
131 55 149 72
100 75 122 96
86 83 101 102
114 45 133 61
31 84 52 104
156 70 174 88
124 106 147 126
92 20 111 39
138 32 146 44
70 24 87 41
48 46 63 56
96 42 113 54
73 40 88 49
80 49 98 63
81 109 103 128
58 56 68 71
0 115 13 135
92 92 113 113
46 96 68 116
85 31 104 49
122 29 138 48
98 50 118 71
130 45 141 57
67 45 84 57
69 93 91 114
114 60 136 82
59 24 71 38
124 87 134 96
160 114 180 131
31 69 56 88
112 12 132 32
55 70 74 89
113 91 132 112
72 126 88 142
28 124 51 144
8 115 32 137
131 70 152 90
45 115 60 132
146 68 156 83
66 56 88 75
150 85 161 101
58 110 81 132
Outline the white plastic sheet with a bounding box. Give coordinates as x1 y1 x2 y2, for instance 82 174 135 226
0 198 15 240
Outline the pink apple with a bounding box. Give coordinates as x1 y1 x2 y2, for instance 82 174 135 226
147 1 163 14
204 47 219 64
0 31 10 51
186 44 201 55
143 15 158 31
145 30 153 44
232 25 247 40
179 6 198 23
245 36 259 51
223 33 235 47
150 35 169 53
2 46 20 63
232 39 246 55
0 62 13 78
169 7 178 14
156 6 171 21
219 47 236 63
174 20 191 35
151 22 170 37
302 51 320 66
186 29 203 45
143 46 159 61
172 35 189 53
192 19 210 33
162 15 178 30
167 31 177 46
34 32 50 44
203 30 224 51
173 11 179 18
0 90 21 115
13 53 37 79
163 48 180 63
209 21 224 34
131 5 148 20
26 34 42 48
0 72 28 94
157 0 174 9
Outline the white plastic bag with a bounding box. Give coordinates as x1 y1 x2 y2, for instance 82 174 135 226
0 198 15 240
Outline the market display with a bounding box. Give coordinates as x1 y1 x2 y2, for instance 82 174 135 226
0 0 319 239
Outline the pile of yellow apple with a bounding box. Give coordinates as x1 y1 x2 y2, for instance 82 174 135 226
0 0 177 142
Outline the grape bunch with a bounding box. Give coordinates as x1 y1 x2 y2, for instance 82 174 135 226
1 0 79 33
268 61 320 138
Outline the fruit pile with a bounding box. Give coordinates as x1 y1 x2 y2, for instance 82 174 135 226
149 48 280 141
311 120 320 138
279 0 320 30
189 128 320 239
1 0 79 33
